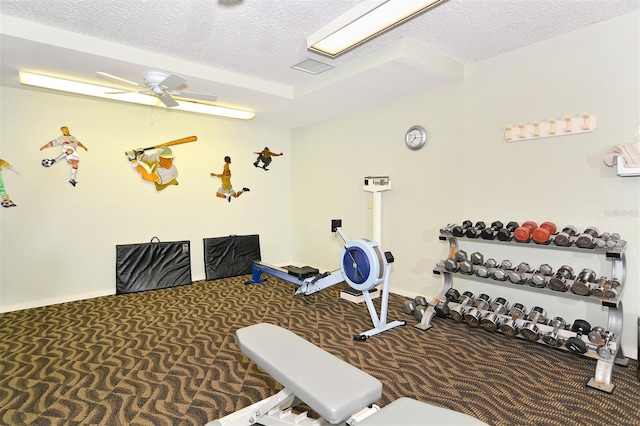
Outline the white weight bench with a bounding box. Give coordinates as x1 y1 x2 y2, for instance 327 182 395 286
206 323 487 426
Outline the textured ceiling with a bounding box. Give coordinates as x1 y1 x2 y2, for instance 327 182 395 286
1 0 639 127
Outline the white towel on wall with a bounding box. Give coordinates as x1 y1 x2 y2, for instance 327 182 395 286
602 142 640 167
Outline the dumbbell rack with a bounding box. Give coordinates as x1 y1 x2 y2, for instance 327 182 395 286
416 228 629 393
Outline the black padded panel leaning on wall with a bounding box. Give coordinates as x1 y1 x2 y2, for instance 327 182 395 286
203 234 261 280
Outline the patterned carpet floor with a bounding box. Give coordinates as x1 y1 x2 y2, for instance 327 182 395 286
1 276 639 425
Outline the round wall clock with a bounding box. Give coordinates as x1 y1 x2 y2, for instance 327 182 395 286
405 125 427 150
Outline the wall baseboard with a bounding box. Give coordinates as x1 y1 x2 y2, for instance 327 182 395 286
0 289 114 313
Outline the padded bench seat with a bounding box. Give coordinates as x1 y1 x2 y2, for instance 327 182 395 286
237 322 382 425
359 397 487 426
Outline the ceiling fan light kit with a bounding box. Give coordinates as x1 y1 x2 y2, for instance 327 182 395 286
307 0 445 57
18 71 255 120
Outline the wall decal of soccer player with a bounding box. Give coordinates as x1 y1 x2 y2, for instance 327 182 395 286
40 126 88 187
211 156 250 202
0 159 17 207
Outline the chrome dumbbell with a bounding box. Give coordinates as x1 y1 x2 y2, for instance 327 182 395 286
498 303 527 337
553 225 577 247
470 252 484 266
507 262 530 285
464 294 492 327
541 317 567 347
528 264 552 288
596 332 616 359
570 268 596 295
575 226 600 248
592 277 621 299
413 296 428 321
520 307 547 341
449 291 475 323
476 258 497 278
548 265 574 292
480 297 509 332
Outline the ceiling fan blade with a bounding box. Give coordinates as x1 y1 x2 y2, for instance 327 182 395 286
171 91 218 102
157 92 179 107
159 73 187 91
96 72 144 88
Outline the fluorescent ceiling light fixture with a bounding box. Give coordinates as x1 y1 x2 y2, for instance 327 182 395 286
19 71 255 120
307 0 444 57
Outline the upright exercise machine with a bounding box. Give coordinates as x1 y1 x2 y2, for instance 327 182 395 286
337 226 405 340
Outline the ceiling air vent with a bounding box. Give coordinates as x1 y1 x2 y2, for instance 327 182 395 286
291 58 334 75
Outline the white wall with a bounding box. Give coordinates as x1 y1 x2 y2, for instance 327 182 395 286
290 12 639 358
0 87 293 311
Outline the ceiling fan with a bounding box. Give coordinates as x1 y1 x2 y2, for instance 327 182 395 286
97 70 218 107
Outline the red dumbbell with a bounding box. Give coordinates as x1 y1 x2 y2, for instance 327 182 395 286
514 221 538 242
532 221 557 244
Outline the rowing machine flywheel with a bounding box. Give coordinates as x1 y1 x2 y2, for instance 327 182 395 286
341 238 386 292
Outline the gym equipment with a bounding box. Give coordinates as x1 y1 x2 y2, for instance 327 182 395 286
402 300 416 315
414 305 428 321
464 221 486 238
444 258 459 272
434 288 460 318
539 263 553 276
553 225 577 247
571 268 596 295
593 277 621 299
203 234 261 280
566 319 592 354
596 331 616 359
532 221 557 244
514 221 538 242
413 296 428 321
491 268 508 281
430 221 629 393
588 326 605 344
520 306 547 341
480 220 503 240
496 221 519 241
454 250 468 262
547 265 574 292
596 232 621 249
459 260 474 275
470 252 484 265
475 265 490 278
207 323 488 426
115 237 192 295
484 258 498 269
452 220 473 237
449 292 475 322
247 261 344 295
464 294 492 327
527 271 547 288
336 227 405 340
498 303 527 337
542 317 567 347
463 307 485 327
480 297 509 331
575 226 600 248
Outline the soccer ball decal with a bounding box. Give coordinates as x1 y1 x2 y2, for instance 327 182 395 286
41 158 55 167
